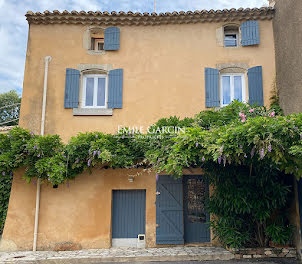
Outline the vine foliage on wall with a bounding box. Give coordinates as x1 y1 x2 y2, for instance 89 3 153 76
0 101 301 243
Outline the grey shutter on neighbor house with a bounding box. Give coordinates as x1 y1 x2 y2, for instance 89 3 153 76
248 66 264 106
241 20 260 46
156 175 184 245
108 69 123 108
104 27 120 51
64 68 80 108
205 67 220 108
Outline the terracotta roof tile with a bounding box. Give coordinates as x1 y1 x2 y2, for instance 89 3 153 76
26 7 274 25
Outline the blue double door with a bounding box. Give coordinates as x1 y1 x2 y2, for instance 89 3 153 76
156 175 210 244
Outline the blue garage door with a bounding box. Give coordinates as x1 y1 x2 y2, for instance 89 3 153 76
112 190 146 238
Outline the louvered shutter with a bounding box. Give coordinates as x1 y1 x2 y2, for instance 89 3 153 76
108 69 123 109
205 68 220 108
104 27 120 51
64 68 80 108
248 66 264 106
241 20 260 46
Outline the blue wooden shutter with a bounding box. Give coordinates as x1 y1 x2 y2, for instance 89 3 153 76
64 68 80 108
205 68 220 108
156 175 184 245
248 66 264 106
108 69 123 109
104 27 120 51
241 20 260 46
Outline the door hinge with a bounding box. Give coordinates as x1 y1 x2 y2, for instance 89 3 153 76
156 191 160 195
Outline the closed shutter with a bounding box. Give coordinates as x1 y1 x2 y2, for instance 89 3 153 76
108 69 123 109
156 175 184 245
104 27 120 51
205 67 220 108
64 68 80 108
248 66 264 106
241 20 260 46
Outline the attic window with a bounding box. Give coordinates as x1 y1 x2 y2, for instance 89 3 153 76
224 25 239 47
89 28 105 51
91 38 104 51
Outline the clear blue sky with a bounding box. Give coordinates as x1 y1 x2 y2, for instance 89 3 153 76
0 0 267 95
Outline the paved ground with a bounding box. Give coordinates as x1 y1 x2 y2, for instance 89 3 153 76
95 260 300 264
0 247 298 264
0 247 233 263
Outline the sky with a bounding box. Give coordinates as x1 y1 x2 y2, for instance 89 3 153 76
0 0 267 95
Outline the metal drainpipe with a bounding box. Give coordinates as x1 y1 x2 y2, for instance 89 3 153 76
33 56 52 251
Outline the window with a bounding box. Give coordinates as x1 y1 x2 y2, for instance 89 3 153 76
82 74 108 108
220 74 245 106
96 39 104 51
88 28 105 52
224 25 239 47
91 38 104 51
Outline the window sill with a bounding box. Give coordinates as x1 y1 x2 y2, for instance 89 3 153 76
73 108 113 116
87 50 105 55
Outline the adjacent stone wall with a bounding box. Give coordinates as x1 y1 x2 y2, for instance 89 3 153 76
230 248 297 259
273 0 302 114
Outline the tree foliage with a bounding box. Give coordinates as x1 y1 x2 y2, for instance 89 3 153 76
0 90 21 126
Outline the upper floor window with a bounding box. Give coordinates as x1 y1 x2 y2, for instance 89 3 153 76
220 73 245 106
82 74 108 108
84 27 120 54
91 37 104 51
224 25 239 47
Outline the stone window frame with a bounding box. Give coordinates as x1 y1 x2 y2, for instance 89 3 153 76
73 64 113 116
83 26 106 55
216 23 241 48
216 63 249 106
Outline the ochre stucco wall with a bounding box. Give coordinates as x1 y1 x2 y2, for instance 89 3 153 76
19 21 276 142
3 20 276 251
1 168 216 250
1 168 157 250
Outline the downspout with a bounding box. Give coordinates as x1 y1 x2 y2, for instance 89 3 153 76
33 56 52 251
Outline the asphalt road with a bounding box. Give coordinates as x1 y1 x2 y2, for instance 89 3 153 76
97 260 300 264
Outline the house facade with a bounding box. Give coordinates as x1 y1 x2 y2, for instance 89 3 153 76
1 7 276 251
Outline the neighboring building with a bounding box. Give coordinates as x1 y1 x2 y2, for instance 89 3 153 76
1 7 276 250
273 0 302 115
272 0 302 257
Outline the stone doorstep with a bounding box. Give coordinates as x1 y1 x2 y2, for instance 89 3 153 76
0 247 234 264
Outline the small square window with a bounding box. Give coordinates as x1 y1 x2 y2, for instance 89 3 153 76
224 25 239 47
83 75 108 108
220 74 245 106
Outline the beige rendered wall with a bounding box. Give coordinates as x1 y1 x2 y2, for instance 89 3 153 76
1 168 216 250
19 21 276 142
2 20 276 251
273 0 302 115
1 168 156 250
